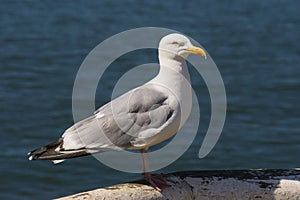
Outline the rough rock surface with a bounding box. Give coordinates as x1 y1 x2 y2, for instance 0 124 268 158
56 169 300 200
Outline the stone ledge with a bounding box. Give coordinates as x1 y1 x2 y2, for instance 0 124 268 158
56 169 300 200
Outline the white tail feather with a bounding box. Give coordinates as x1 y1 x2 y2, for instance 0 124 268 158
52 159 65 164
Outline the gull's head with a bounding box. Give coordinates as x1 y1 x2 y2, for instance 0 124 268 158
159 33 207 59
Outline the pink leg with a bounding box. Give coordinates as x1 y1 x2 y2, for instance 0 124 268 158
141 148 170 191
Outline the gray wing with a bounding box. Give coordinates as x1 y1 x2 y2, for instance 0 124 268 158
61 84 175 152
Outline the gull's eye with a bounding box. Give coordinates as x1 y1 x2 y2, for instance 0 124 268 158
172 41 185 47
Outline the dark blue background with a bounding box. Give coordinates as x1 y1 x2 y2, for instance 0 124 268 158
1 1 299 199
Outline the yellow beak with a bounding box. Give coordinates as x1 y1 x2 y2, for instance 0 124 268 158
186 46 207 59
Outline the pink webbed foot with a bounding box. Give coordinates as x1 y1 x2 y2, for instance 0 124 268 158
144 173 170 192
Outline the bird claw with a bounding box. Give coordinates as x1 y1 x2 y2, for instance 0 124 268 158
145 173 170 192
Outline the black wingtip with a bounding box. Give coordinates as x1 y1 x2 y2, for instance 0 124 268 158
27 138 92 161
28 154 36 161
27 138 63 161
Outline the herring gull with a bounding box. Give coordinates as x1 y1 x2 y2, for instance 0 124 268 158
28 33 206 191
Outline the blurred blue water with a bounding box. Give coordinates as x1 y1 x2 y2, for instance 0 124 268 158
0 0 299 199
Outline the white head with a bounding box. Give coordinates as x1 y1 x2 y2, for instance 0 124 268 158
158 33 206 60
